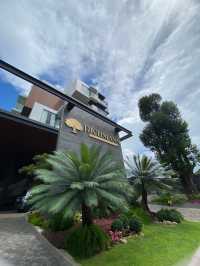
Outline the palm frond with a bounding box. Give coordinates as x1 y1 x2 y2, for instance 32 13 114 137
28 144 132 221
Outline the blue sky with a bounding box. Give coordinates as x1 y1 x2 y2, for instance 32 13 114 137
0 79 18 111
0 0 200 157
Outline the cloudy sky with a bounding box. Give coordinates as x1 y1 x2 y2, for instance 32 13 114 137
0 0 200 158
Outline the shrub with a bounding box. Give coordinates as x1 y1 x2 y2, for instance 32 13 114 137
109 230 122 243
129 216 143 233
28 212 48 228
124 207 151 224
74 212 82 224
111 219 123 231
152 193 187 206
174 194 188 204
119 214 129 229
190 194 200 200
65 224 110 258
157 208 184 223
48 213 74 232
94 218 114 234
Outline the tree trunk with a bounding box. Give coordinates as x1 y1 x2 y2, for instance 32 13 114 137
81 204 93 226
141 185 152 215
181 173 197 197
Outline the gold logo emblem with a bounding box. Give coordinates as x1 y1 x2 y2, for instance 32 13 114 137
65 118 83 134
64 118 120 146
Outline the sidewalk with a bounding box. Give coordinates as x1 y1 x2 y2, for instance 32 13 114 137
0 213 78 266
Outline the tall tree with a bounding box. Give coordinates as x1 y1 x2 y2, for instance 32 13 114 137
139 94 200 195
28 144 132 226
126 154 172 215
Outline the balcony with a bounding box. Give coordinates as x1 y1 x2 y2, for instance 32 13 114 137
89 91 108 108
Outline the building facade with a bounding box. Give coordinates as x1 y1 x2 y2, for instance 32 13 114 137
0 79 130 210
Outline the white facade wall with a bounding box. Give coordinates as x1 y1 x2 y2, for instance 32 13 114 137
29 102 57 123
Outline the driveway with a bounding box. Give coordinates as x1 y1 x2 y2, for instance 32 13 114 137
0 213 78 266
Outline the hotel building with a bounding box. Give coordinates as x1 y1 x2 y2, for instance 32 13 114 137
0 62 132 210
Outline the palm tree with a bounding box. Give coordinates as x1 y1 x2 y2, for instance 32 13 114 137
28 144 132 226
126 154 172 215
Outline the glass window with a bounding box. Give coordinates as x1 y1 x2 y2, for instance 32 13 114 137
50 113 56 127
40 109 56 127
40 109 48 124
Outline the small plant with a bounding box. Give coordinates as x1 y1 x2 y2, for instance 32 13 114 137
119 214 129 229
48 213 74 232
74 212 82 224
109 230 122 243
28 212 48 228
111 219 124 231
124 207 152 224
152 193 187 206
129 216 143 233
190 194 200 200
157 209 184 223
65 224 110 258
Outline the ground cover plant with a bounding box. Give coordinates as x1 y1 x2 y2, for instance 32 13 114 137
80 221 200 266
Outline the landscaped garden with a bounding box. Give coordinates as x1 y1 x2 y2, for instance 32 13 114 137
80 220 200 266
20 93 200 266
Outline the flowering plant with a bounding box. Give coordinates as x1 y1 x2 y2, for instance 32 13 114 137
109 230 122 243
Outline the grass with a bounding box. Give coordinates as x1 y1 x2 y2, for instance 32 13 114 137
80 221 200 266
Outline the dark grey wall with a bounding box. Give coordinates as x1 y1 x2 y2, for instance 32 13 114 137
56 106 124 164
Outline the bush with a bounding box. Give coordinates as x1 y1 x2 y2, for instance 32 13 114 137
28 212 48 228
157 208 184 223
48 213 74 232
119 215 129 229
65 224 110 258
152 193 187 206
124 207 151 224
129 216 143 233
190 194 200 200
111 219 123 231
109 230 122 243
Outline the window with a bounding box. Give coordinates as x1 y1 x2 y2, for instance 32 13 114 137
40 109 57 128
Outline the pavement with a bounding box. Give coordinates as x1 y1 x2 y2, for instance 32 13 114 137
0 213 78 266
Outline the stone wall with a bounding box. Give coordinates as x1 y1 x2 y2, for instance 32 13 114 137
56 105 124 164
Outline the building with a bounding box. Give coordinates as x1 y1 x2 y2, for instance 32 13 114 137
0 64 132 210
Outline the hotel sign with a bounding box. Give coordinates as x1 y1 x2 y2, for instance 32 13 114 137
65 118 120 146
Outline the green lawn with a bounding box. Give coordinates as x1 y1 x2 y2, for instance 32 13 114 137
80 221 200 266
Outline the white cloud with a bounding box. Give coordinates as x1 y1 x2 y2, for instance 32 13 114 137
0 0 200 156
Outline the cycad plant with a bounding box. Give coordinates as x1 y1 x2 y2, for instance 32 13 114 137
126 154 172 215
28 144 132 226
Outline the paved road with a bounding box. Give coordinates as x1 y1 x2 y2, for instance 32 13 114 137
0 214 77 266
150 204 200 221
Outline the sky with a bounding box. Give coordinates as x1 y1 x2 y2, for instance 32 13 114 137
0 0 200 158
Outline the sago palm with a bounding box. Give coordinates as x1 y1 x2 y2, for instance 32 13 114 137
126 154 172 215
28 144 132 225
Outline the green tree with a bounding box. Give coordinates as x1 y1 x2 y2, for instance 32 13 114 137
28 144 132 226
139 94 200 195
126 154 172 215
